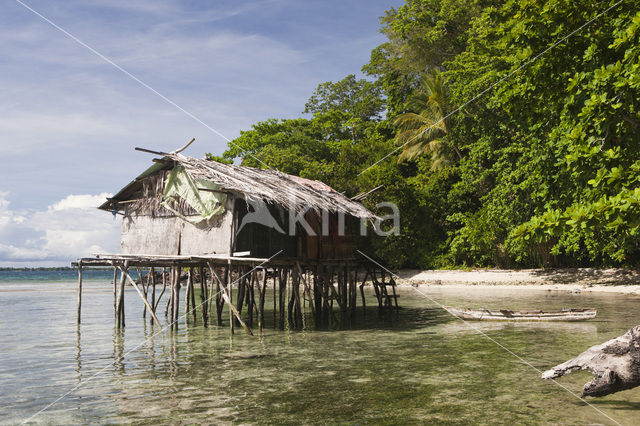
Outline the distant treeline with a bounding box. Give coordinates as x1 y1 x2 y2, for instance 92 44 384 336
0 267 112 271
0 267 74 271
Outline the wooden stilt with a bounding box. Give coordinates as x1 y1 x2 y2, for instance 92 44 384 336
287 270 295 329
137 267 147 318
236 266 246 326
189 268 198 324
155 267 166 313
120 267 162 326
296 262 315 319
273 268 277 328
293 267 302 329
150 267 156 325
313 266 322 326
205 267 213 323
185 268 192 322
348 264 356 320
76 261 83 324
379 270 392 312
168 267 175 322
190 267 197 323
390 277 399 313
322 266 330 326
370 267 383 312
116 260 129 328
216 266 225 326
209 261 252 336
221 288 252 336
247 270 255 328
229 261 234 334
257 269 267 330
278 268 287 330
174 268 181 328
209 265 222 326
165 267 173 318
199 266 208 326
359 270 368 316
113 267 117 315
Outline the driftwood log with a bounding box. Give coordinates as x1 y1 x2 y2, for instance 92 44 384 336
542 325 640 397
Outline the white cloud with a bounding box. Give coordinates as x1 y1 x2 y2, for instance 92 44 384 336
0 192 120 265
50 193 111 211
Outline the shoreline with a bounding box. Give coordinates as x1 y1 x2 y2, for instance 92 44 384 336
395 268 640 295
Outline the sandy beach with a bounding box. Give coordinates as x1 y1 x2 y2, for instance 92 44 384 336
396 268 640 295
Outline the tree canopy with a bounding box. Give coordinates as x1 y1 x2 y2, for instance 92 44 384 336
210 0 640 269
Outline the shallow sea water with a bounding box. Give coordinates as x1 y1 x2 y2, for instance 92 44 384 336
1 276 640 425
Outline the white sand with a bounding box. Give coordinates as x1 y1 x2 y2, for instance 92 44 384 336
395 268 640 295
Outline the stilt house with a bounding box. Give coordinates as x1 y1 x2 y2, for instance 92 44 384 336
98 153 375 259
75 150 398 333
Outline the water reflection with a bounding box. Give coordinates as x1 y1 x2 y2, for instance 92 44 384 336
112 329 125 374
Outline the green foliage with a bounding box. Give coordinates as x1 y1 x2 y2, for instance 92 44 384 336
363 0 487 115
213 0 640 269
439 0 640 267
394 69 462 166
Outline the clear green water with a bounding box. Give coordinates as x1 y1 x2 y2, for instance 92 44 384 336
1 279 639 425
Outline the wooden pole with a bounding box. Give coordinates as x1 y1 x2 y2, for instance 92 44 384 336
216 266 225 326
229 262 234 334
120 267 162 326
247 267 260 327
208 268 215 325
322 265 329 326
273 268 277 328
292 267 302 329
113 267 117 315
76 261 83 324
199 266 208 326
296 262 315 319
166 267 174 318
213 264 227 326
236 266 246 326
313 266 321 326
185 268 192 322
350 266 357 319
190 268 197 323
155 267 167 313
287 269 295 329
150 267 156 325
137 268 147 318
116 260 129 328
279 268 286 330
258 269 267 330
174 268 181 328
220 288 253 336
209 261 252 336
360 270 368 316
390 277 399 313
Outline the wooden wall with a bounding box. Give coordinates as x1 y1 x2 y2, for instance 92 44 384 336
121 199 234 255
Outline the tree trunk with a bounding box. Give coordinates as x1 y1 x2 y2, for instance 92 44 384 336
542 325 640 397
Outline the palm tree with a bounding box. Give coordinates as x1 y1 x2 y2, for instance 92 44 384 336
394 69 462 167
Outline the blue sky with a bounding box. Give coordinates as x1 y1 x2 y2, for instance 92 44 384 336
0 0 402 266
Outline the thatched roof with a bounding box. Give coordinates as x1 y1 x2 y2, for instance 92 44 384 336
99 154 374 219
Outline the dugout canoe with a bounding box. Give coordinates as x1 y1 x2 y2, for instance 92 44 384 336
443 306 597 321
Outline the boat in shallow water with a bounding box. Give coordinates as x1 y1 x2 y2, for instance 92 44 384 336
443 306 597 321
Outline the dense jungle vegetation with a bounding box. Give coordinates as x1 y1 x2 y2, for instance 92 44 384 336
209 0 640 269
